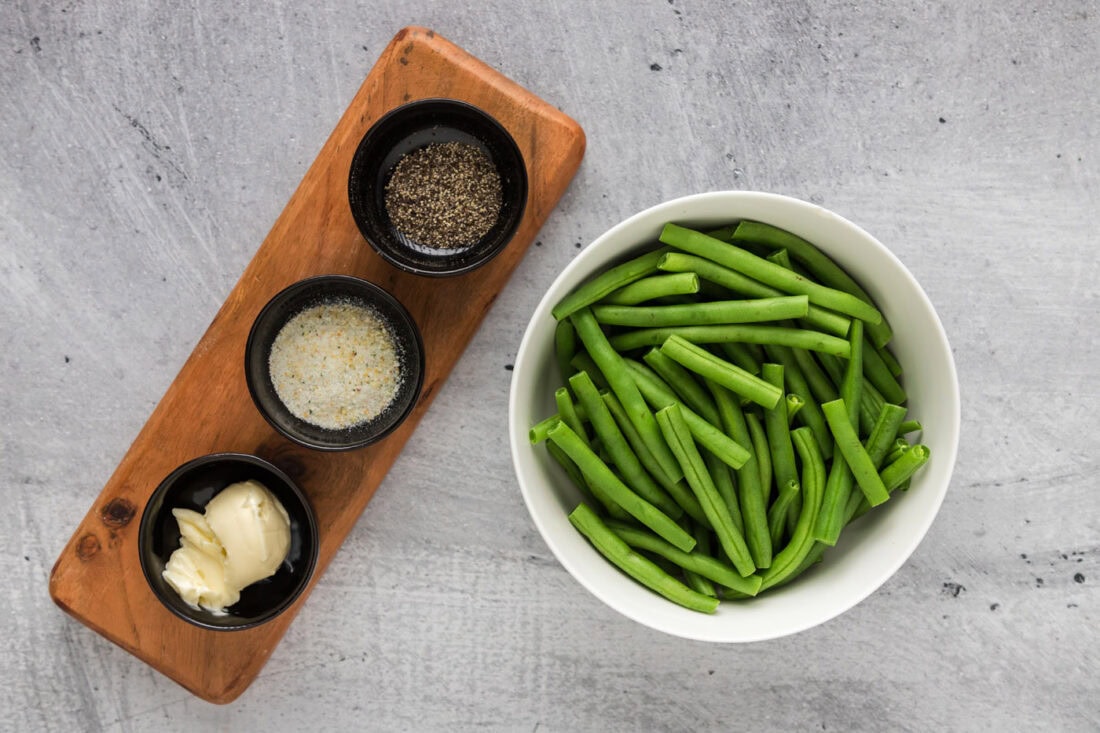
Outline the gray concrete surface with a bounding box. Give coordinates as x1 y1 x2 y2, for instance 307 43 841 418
3 1 1098 730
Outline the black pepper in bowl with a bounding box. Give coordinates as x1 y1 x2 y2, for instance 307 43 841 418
347 98 528 277
384 141 502 249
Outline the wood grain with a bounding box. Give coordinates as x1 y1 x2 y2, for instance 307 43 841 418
47 26 585 704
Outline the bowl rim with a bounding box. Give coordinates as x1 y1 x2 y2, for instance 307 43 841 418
137 451 320 631
346 96 529 277
508 190 961 642
244 273 426 451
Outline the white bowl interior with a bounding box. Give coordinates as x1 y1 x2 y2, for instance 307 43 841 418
509 191 960 642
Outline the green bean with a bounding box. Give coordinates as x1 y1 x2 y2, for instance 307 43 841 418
660 223 883 324
886 438 911 465
530 405 587 444
706 450 744 535
555 387 587 444
655 404 756 577
569 371 683 520
570 307 683 483
786 393 805 425
592 295 809 329
841 319 864 429
819 352 885 436
876 342 903 377
731 219 893 347
601 392 708 525
607 520 762 596
718 342 761 375
898 419 922 435
657 252 852 338
569 351 610 390
862 334 907 404
762 344 834 460
680 519 717 597
601 272 700 305
569 504 717 613
768 478 801 547
745 412 771 502
821 399 890 506
659 335 783 409
881 445 929 490
793 347 838 405
760 427 826 590
552 247 671 320
814 402 908 545
762 364 798 493
642 348 721 426
766 247 793 269
623 359 751 469
708 381 765 545
545 442 594 502
554 320 576 386
609 324 852 359
547 420 695 552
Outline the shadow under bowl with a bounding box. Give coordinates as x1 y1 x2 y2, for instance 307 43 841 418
138 452 319 631
245 275 425 451
347 97 528 277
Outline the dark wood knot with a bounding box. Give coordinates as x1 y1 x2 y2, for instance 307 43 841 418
100 497 136 528
76 534 101 561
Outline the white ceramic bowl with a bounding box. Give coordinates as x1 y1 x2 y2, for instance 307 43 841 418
509 191 960 642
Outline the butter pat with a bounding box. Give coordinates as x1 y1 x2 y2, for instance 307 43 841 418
162 479 291 615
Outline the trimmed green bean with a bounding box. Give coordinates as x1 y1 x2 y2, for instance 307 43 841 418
545 441 594 502
571 307 683 483
760 427 826 590
786 393 805 425
731 219 893 347
555 387 587 444
762 364 798 495
793 347 838 405
898 419 922 435
552 247 671 320
841 319 864 429
708 381 765 544
862 334 907 404
530 406 588 445
821 399 890 506
656 404 756 577
768 478 801 547
623 359 751 469
876 342 903 377
601 391 708 525
642 348 721 426
881 445 929 490
706 450 744 535
741 412 773 568
745 412 771 502
681 519 717 597
762 344 834 460
609 324 852 359
607 520 763 596
718 342 761 375
657 252 852 337
592 295 809 328
660 223 883 324
659 335 783 409
601 272 700 305
569 371 683 519
547 421 695 552
569 504 718 613
569 351 610 391
554 320 576 386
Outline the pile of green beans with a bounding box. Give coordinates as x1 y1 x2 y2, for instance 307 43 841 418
531 220 930 613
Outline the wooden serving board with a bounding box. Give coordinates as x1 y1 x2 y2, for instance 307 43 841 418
48 26 585 704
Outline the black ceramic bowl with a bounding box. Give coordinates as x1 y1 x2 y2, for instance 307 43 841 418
138 453 319 631
347 98 528 277
245 275 425 451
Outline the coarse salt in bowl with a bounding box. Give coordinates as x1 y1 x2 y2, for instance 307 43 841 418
508 191 960 642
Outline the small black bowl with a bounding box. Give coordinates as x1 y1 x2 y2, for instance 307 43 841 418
348 98 528 277
138 453 319 631
245 275 425 451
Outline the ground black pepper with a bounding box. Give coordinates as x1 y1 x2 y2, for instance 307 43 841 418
384 141 502 249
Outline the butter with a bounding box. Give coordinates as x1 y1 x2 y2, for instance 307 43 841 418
162 479 291 615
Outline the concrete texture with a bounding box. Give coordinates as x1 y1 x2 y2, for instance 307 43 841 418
2 1 1097 730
